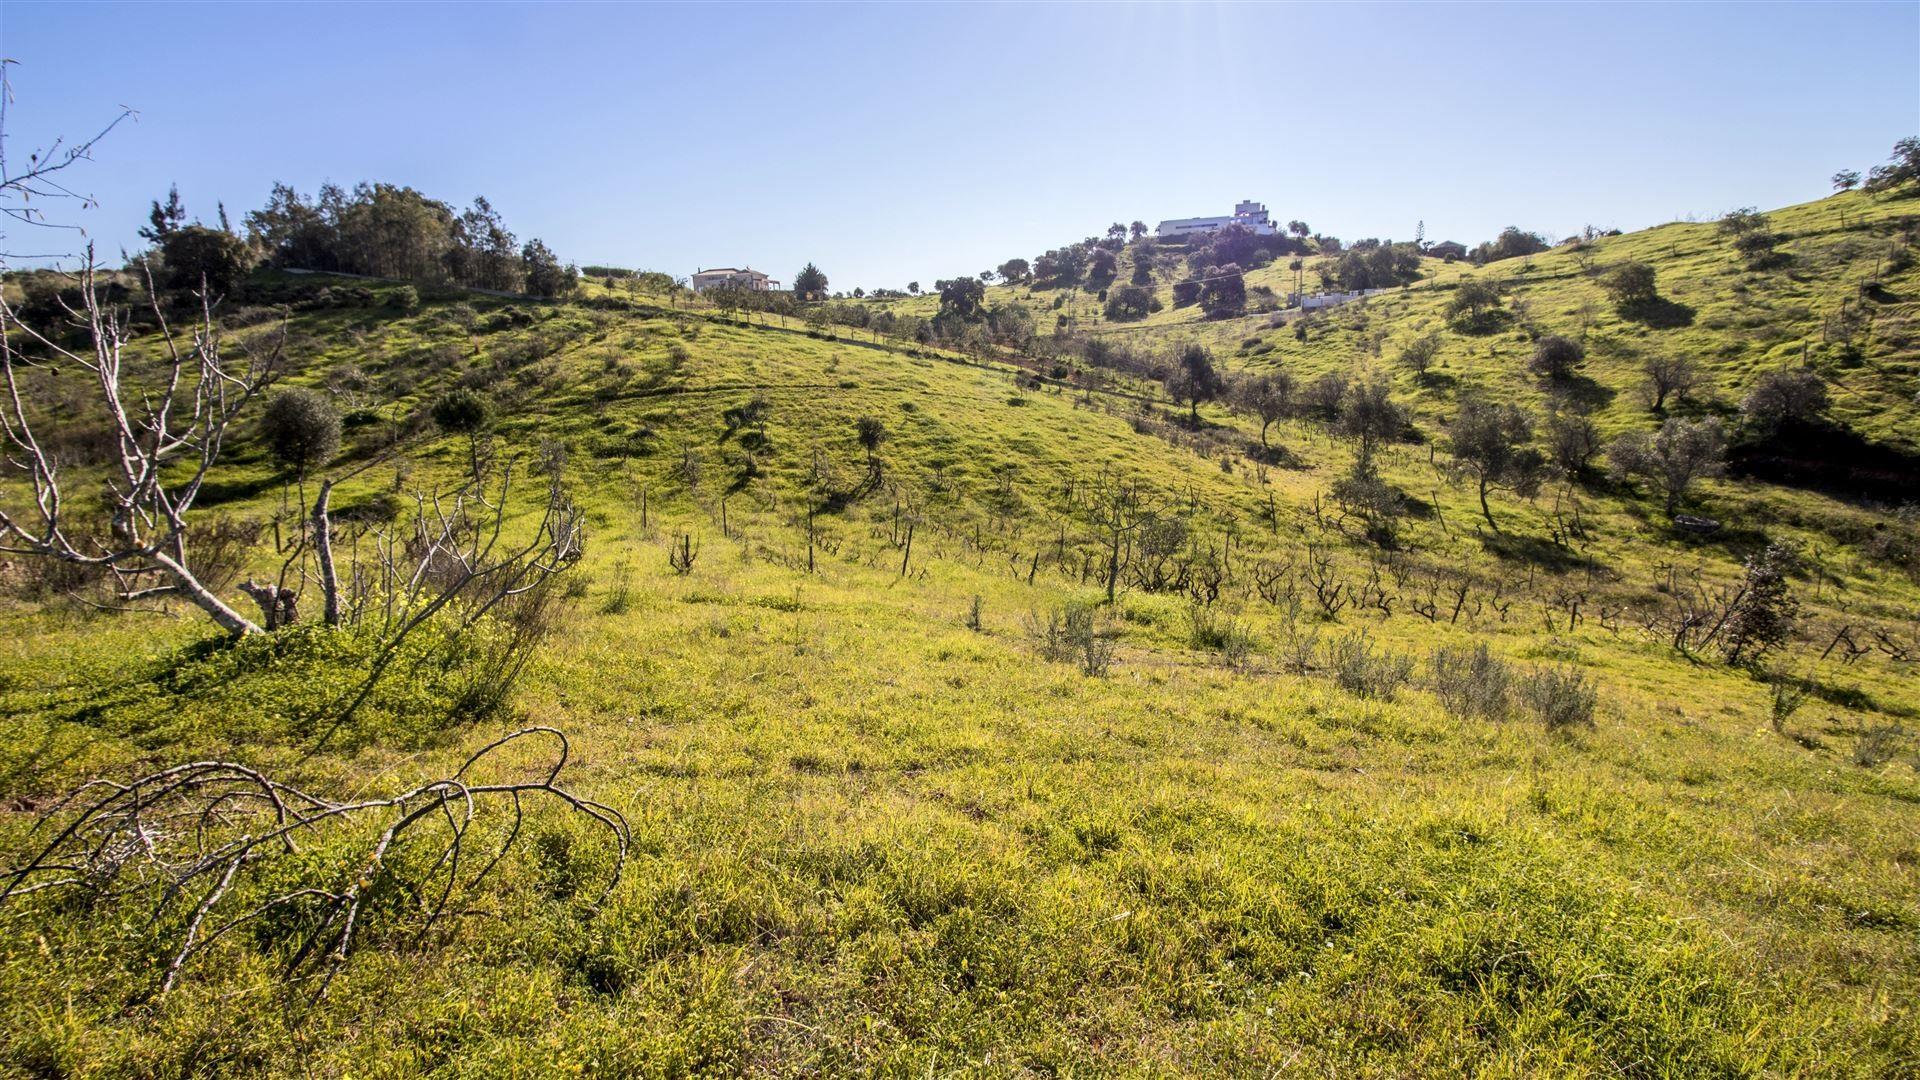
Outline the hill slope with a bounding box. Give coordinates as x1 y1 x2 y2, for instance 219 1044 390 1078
1 191 1917 1074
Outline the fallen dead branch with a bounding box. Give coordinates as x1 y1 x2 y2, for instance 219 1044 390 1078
0 726 626 997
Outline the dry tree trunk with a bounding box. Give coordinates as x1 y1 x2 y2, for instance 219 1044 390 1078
313 477 343 626
0 252 282 635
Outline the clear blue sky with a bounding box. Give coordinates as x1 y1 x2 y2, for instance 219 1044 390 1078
4 1 1916 289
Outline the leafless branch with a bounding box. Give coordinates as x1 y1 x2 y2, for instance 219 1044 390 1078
0 726 627 998
0 250 281 633
0 61 137 258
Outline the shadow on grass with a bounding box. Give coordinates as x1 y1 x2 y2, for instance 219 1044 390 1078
1546 374 1616 413
1447 310 1514 336
1250 443 1308 469
0 722 101 806
1478 531 1604 573
195 473 281 508
1618 297 1696 329
1810 681 1880 714
1729 421 1920 505
1669 522 1773 556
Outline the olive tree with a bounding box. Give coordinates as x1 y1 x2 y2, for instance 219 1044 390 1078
1641 353 1700 412
1448 399 1545 531
1601 261 1658 310
1545 406 1603 478
1445 279 1506 333
261 387 341 477
1233 370 1295 451
1336 376 1404 477
1608 416 1726 517
1166 343 1223 426
1740 368 1829 434
1527 335 1585 381
1396 333 1441 377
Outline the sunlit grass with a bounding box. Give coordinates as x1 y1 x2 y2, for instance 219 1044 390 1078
1 190 1916 1074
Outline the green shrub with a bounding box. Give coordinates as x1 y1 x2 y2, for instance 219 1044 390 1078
1853 723 1904 767
1521 666 1598 729
1602 261 1659 309
1033 602 1116 676
1527 335 1585 380
1327 631 1415 700
1429 642 1514 721
1185 602 1253 668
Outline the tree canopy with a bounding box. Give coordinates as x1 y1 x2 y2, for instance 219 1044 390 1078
243 181 566 295
260 389 341 477
933 276 987 326
1197 263 1247 318
1448 398 1545 530
1602 261 1659 309
1165 344 1223 425
1864 136 1920 192
793 263 830 302
1471 226 1550 264
160 226 255 298
140 184 186 243
1609 417 1726 516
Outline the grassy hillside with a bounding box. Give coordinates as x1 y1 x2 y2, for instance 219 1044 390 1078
837 191 1917 445
1 191 1917 1075
1218 192 1918 447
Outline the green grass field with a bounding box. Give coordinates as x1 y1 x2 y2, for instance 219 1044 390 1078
2 189 1917 1076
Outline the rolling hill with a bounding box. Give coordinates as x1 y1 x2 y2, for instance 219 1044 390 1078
1 187 1917 1075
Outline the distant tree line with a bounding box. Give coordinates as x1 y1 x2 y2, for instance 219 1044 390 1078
1833 136 1920 195
988 212 1426 325
1328 240 1423 291
240 182 578 298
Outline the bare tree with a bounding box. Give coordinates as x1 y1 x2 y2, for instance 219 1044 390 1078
1 255 282 634
296 460 584 747
1086 471 1158 605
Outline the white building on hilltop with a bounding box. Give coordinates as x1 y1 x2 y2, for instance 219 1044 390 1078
691 266 779 292
1156 200 1279 240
